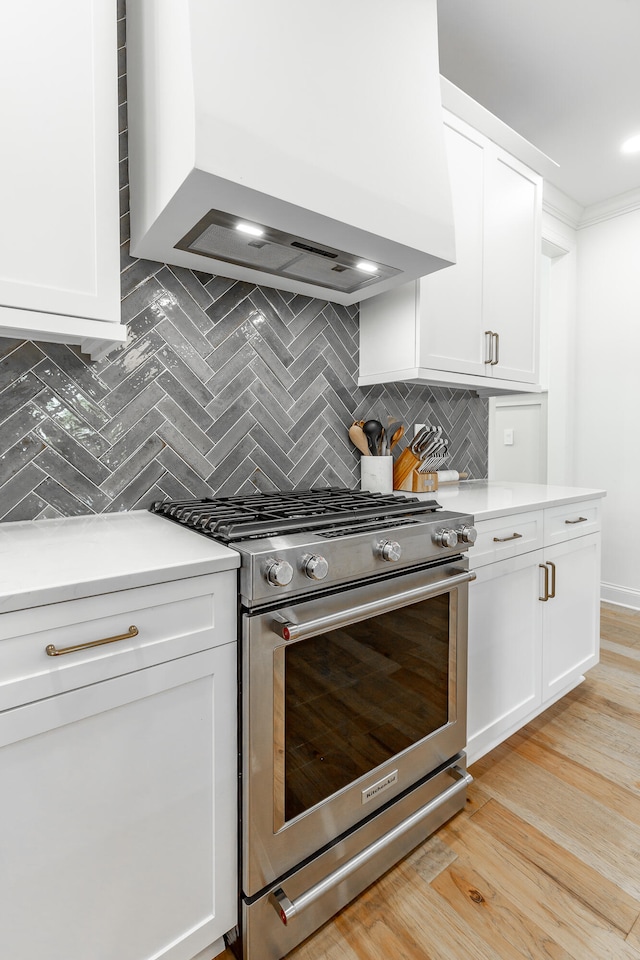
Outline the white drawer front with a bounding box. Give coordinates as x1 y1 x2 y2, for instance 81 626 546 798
544 499 602 546
0 571 236 712
469 510 544 567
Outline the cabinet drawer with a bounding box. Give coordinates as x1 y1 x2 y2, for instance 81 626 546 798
544 499 601 546
470 510 544 567
0 570 236 712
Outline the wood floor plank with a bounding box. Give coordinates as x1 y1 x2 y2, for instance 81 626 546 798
628 914 640 951
438 813 640 960
430 855 576 959
564 678 640 728
472 797 640 934
601 649 640 676
504 732 640 827
601 603 640 635
288 857 506 960
506 695 640 795
599 626 640 650
404 833 458 884
288 918 363 960
328 857 522 960
466 750 640 899
520 720 640 795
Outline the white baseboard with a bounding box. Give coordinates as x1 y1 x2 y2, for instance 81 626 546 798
601 581 640 610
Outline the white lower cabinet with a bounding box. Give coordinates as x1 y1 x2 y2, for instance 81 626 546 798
467 551 543 760
542 534 601 701
0 573 237 960
467 501 601 763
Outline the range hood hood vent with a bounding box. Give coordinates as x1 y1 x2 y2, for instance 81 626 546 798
127 0 456 306
176 208 402 295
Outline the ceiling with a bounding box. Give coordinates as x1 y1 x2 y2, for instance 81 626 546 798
436 0 640 209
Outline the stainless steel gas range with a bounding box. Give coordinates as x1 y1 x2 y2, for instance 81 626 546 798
151 488 477 960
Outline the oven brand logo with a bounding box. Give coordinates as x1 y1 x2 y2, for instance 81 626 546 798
361 770 399 804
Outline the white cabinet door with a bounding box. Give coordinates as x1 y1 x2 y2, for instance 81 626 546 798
541 534 601 700
418 118 485 377
483 148 541 383
0 646 237 960
0 0 125 356
358 111 541 394
467 551 543 763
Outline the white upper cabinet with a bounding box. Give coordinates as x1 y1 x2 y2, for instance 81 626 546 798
482 146 541 383
359 109 544 395
0 0 126 359
418 117 486 377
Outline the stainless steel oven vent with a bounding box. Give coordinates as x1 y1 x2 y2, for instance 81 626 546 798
176 209 401 295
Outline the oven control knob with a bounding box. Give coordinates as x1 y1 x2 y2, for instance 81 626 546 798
265 558 294 587
433 529 459 549
302 554 329 580
379 540 402 562
456 525 478 545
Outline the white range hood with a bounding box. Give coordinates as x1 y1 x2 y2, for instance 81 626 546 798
127 0 455 305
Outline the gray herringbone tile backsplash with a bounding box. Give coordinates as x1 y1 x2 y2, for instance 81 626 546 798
0 3 487 522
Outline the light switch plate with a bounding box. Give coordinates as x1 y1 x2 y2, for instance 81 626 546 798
503 428 514 446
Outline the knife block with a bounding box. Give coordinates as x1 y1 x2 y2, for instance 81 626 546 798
412 471 438 493
393 448 421 491
393 448 440 492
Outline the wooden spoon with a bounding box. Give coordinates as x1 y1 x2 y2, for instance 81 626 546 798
348 423 371 456
390 425 404 450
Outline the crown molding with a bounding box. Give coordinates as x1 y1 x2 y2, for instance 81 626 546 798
579 186 640 228
542 182 583 231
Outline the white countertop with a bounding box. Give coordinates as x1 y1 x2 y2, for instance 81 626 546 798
404 479 606 521
0 511 239 613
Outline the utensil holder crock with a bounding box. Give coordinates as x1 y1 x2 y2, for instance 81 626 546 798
360 456 393 494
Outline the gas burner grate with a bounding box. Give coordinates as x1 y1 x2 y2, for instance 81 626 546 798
150 487 441 542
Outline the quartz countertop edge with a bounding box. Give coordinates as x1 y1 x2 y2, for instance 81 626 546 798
399 480 607 521
0 510 240 614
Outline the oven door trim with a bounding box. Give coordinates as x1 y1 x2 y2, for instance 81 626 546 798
242 560 472 898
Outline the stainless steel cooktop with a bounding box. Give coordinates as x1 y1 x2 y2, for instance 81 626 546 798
150 488 476 606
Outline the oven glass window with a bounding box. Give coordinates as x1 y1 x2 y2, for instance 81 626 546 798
284 593 451 822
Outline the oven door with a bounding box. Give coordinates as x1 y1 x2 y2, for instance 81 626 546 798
242 559 474 897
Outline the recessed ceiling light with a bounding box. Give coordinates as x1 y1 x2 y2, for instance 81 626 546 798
236 222 264 237
621 134 640 155
355 261 378 274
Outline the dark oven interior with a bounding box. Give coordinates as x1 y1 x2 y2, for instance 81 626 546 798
282 591 452 822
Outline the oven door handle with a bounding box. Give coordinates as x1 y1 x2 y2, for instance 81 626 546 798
269 764 473 925
274 568 476 642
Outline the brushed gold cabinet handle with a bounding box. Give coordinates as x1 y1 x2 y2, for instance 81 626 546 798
539 563 549 601
484 330 494 364
45 625 139 657
547 560 556 599
565 517 587 524
492 331 500 365
493 532 523 543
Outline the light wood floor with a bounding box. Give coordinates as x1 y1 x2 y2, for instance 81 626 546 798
220 602 640 959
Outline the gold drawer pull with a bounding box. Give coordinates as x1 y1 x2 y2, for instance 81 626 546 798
45 625 139 657
493 533 523 543
565 517 587 524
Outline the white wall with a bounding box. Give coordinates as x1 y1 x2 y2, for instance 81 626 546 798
575 206 640 607
541 208 579 486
